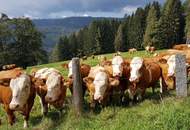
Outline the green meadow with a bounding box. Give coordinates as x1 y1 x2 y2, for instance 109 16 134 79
0 50 190 130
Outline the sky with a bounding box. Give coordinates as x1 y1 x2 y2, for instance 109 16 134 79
0 0 184 19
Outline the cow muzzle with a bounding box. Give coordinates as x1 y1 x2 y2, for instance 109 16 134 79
9 103 20 110
94 95 103 103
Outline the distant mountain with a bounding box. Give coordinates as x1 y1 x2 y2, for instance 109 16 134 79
33 16 116 52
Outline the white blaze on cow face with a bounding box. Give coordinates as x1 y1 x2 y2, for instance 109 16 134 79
68 61 73 78
112 56 124 77
45 72 62 103
93 71 108 101
9 74 31 110
167 55 176 77
35 68 59 79
129 57 143 82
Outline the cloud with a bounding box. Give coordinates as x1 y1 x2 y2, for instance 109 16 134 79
0 0 170 18
122 5 139 14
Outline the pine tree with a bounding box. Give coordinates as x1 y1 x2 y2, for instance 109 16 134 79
185 0 190 43
156 0 184 48
143 5 160 47
114 24 126 52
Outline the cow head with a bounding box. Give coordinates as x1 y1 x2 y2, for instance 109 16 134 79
9 74 31 110
167 55 176 78
45 72 62 103
112 56 124 77
84 71 119 103
129 57 143 82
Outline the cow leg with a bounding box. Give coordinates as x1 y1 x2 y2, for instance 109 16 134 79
4 105 15 125
39 97 48 116
159 77 167 93
23 94 35 128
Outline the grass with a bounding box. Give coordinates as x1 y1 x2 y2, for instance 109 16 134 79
1 50 190 130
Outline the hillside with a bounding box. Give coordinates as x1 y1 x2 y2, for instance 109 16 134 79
33 17 120 52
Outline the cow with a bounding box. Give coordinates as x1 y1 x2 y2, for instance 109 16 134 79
110 55 131 104
173 44 190 50
145 46 156 54
2 64 17 70
128 48 137 54
83 66 119 109
0 73 36 128
128 57 167 101
32 68 66 116
62 61 91 96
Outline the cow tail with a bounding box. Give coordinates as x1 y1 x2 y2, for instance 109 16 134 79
159 67 167 93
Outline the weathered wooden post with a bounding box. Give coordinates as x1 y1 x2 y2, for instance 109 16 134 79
175 54 188 97
72 58 83 116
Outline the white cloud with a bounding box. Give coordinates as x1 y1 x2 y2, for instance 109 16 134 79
122 5 138 15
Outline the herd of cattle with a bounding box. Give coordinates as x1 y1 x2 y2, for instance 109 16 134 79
0 44 190 128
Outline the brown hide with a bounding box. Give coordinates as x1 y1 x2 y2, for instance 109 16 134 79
173 44 189 50
0 68 23 85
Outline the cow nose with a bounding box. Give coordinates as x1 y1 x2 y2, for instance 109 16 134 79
45 96 52 102
129 77 135 82
9 104 19 110
94 95 103 101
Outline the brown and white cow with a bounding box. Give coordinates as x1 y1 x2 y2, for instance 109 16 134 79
0 73 36 128
128 57 167 101
145 46 156 53
62 61 91 96
128 48 137 54
111 56 131 103
33 68 66 115
83 66 119 109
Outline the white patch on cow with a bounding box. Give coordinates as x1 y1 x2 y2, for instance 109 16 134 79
35 68 59 79
88 66 105 78
68 61 73 78
129 57 143 82
93 71 108 101
145 46 150 51
167 55 176 77
188 44 190 48
112 56 124 77
9 74 31 110
45 72 62 102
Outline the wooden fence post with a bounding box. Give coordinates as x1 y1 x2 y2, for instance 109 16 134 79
175 54 187 97
72 58 83 116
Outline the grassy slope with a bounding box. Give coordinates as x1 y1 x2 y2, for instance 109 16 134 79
0 50 190 130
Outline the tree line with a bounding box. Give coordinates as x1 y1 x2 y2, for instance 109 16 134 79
50 0 190 62
0 15 47 68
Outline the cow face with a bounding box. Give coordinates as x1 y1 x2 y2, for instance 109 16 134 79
45 72 62 103
167 55 176 77
9 74 31 110
129 57 143 82
68 61 73 78
93 71 109 102
112 56 124 77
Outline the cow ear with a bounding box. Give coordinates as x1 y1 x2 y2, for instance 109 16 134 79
83 77 94 84
109 78 120 87
159 58 167 64
29 75 36 83
61 63 68 69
